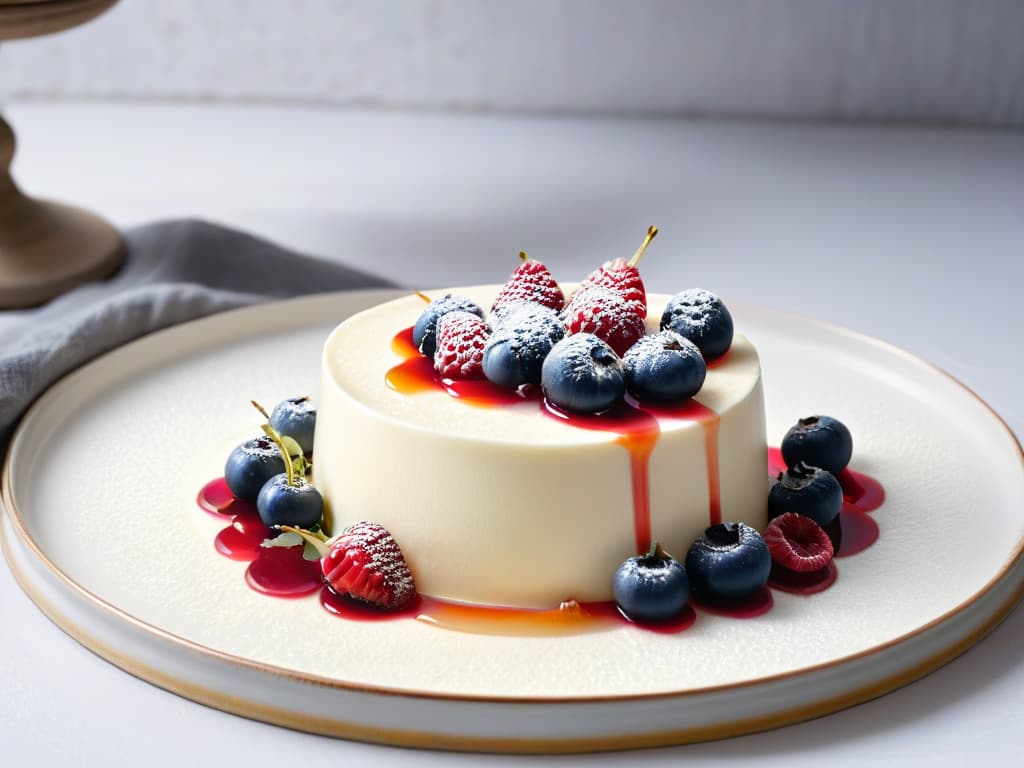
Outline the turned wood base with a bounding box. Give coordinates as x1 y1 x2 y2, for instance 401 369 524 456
0 0 122 308
0 114 123 308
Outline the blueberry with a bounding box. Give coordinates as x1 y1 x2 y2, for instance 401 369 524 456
224 436 286 503
781 415 853 474
483 303 565 388
256 474 324 529
541 333 625 413
660 289 734 362
613 542 690 623
768 461 843 526
269 397 316 454
685 523 771 602
412 294 484 358
623 330 707 404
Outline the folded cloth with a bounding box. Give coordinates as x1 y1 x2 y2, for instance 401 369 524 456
0 219 396 448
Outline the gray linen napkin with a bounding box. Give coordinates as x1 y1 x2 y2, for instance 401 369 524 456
0 219 395 447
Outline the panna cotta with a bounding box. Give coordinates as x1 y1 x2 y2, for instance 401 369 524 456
313 286 767 609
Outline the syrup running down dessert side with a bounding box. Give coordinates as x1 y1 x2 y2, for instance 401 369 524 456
197 228 885 635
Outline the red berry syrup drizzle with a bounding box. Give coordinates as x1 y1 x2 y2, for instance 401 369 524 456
197 477 235 515
197 479 322 598
386 327 525 407
388 326 723 554
768 562 838 595
542 397 721 553
643 399 723 527
321 586 697 636
690 587 774 619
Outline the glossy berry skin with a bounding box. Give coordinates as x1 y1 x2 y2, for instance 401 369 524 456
269 397 316 454
492 257 565 313
433 311 490 379
768 461 843 527
685 523 771 602
412 294 484 358
623 330 706 405
660 289 734 362
781 415 854 475
563 286 647 356
764 513 834 572
613 545 689 623
322 521 416 610
224 436 286 503
483 303 565 388
256 474 323 529
541 333 625 413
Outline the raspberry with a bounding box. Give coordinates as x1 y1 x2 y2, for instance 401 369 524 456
492 253 565 313
581 257 646 309
322 521 416 610
433 311 490 379
578 225 658 316
412 294 483 358
563 286 647 356
763 513 834 573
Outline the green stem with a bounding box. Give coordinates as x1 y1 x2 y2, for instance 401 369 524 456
646 540 668 560
253 400 295 486
260 424 295 486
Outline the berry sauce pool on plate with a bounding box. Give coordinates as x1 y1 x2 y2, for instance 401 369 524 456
196 445 885 633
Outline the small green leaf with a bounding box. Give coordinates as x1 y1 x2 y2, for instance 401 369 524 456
282 435 303 460
261 531 303 549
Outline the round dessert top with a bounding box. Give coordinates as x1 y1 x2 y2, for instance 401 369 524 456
321 285 761 445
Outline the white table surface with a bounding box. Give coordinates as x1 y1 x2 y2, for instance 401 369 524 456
1 103 1022 766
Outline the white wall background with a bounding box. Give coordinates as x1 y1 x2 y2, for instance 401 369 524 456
1 0 1023 127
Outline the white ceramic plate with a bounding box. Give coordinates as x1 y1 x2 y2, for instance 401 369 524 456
2 290 1023 753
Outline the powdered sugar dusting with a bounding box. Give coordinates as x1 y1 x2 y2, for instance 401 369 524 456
580 258 646 306
328 521 416 609
663 289 721 331
562 286 647 356
492 260 565 313
490 303 564 349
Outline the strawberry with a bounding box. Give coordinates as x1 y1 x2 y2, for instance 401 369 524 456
322 521 416 610
563 286 647 356
434 311 490 379
763 513 834 573
579 226 658 317
492 252 565 313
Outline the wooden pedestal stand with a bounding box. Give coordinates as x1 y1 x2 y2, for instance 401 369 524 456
0 0 121 309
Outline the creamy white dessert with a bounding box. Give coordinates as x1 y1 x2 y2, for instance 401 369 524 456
313 286 767 609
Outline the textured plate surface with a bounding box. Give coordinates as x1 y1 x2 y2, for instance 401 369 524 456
3 290 1023 751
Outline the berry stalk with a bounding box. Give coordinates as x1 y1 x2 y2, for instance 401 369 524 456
627 226 658 268
646 540 668 559
253 400 297 487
